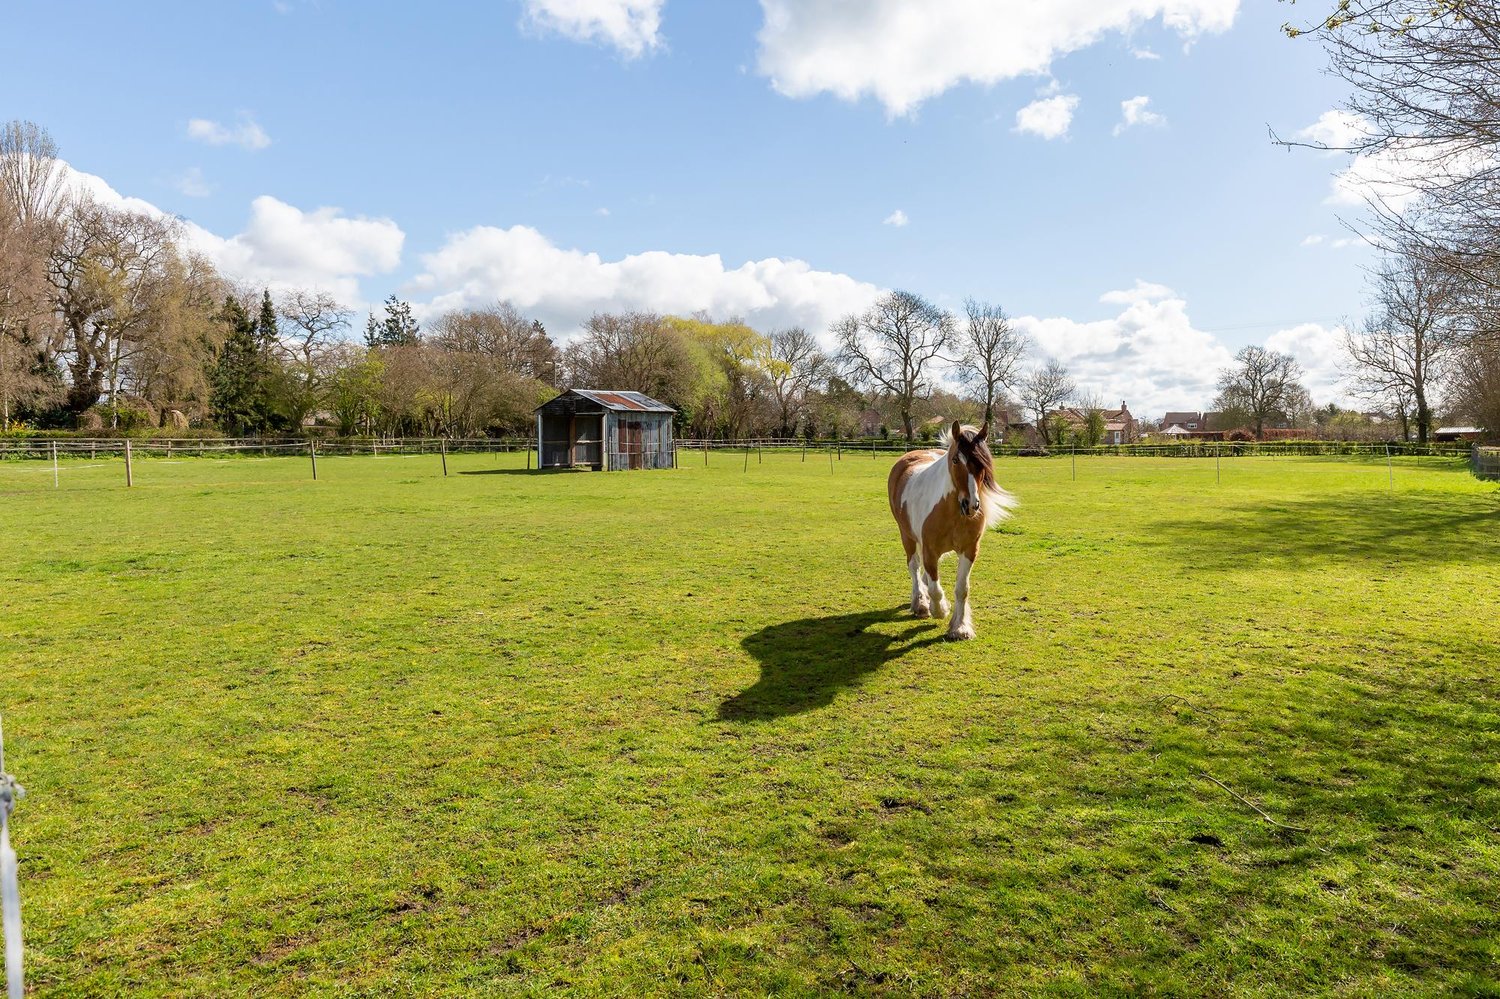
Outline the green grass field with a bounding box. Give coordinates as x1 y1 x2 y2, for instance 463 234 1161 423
2 449 1497 996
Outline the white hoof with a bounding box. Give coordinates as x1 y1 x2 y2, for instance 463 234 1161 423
934 600 951 619
946 622 975 642
912 601 932 618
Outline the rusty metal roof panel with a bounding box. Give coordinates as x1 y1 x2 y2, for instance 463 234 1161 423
556 389 675 413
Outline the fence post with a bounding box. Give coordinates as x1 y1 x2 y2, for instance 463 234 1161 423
440 438 449 477
124 439 133 488
51 442 58 489
309 440 318 481
802 443 806 462
743 443 750 472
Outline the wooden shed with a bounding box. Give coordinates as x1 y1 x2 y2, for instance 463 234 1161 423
535 389 677 471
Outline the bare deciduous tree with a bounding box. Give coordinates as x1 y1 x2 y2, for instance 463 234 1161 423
565 312 695 404
1345 248 1458 443
834 290 954 442
277 289 352 425
0 120 66 426
47 198 186 422
1285 3 1500 293
0 120 66 227
1213 345 1306 440
955 299 1028 429
1020 358 1075 445
764 326 827 437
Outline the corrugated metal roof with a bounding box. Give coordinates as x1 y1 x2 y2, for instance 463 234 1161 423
537 389 676 414
573 389 675 413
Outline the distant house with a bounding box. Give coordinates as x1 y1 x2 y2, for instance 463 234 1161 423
1044 402 1138 444
1162 411 1206 434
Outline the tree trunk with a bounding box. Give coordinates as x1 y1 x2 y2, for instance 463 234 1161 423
902 410 914 443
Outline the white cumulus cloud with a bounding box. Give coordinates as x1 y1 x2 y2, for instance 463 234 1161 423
410 224 882 339
1113 95 1166 136
191 196 405 304
1298 109 1490 213
755 0 1237 116
883 209 910 227
1015 94 1080 140
61 162 402 306
1013 281 1233 415
521 0 665 58
1267 321 1348 401
186 115 271 151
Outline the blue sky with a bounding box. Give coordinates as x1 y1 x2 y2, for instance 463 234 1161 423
5 0 1375 414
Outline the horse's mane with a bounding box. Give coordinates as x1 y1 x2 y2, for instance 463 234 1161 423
942 424 998 491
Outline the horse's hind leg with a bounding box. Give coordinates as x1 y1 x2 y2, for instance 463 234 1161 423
923 548 950 620
904 535 930 617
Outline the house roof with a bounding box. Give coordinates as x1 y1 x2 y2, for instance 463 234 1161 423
536 389 676 414
1436 426 1484 434
1162 425 1192 435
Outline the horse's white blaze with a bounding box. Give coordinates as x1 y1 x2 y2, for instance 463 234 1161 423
899 451 952 535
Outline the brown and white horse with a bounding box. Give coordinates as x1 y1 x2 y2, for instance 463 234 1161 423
887 421 1016 640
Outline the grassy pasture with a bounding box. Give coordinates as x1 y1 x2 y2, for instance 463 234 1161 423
1 449 1498 996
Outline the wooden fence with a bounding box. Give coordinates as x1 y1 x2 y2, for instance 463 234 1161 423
1474 446 1500 481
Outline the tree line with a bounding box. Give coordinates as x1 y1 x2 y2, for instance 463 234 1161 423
6 76 1495 445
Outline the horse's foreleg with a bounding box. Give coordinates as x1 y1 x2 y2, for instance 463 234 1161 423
908 552 931 617
923 551 949 620
947 552 976 641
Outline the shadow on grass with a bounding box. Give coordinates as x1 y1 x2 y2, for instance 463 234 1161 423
1147 490 1500 571
719 607 944 721
456 468 587 476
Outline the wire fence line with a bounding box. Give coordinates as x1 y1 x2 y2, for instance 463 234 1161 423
676 438 1476 459
0 435 1479 464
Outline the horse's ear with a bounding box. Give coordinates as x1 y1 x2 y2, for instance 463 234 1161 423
950 420 962 443
977 422 989 443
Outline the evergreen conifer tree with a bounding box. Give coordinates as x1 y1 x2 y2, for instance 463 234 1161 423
210 296 266 435
381 295 420 347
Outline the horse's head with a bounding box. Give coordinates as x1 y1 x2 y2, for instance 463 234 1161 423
947 420 995 518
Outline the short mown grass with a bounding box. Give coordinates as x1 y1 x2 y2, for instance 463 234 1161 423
2 449 1497 996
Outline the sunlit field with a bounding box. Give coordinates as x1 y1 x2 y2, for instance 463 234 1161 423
2 450 1497 996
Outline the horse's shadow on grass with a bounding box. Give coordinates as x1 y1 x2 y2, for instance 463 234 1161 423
718 607 944 722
